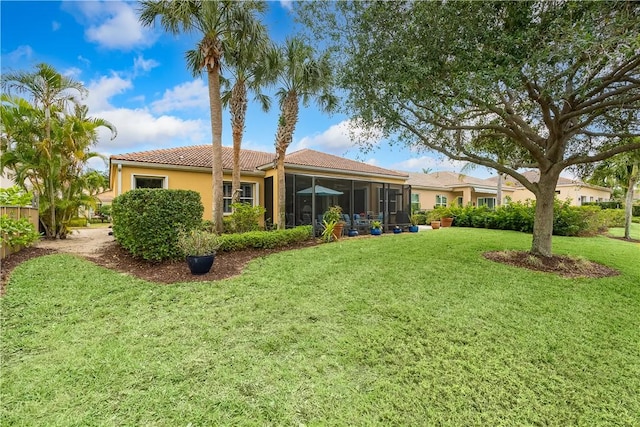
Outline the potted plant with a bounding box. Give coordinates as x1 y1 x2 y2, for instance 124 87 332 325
323 205 345 240
176 228 221 275
434 206 454 227
408 214 420 232
370 220 382 235
427 209 441 230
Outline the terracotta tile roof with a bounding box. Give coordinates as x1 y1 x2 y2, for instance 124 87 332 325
111 146 407 178
110 145 274 171
406 171 496 188
486 170 577 187
283 149 408 177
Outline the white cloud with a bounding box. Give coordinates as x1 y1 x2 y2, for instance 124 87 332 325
63 67 82 79
85 73 133 111
293 119 379 155
390 156 468 173
151 79 209 114
64 1 155 50
279 1 293 11
77 55 91 67
52 21 61 31
95 108 207 152
3 45 33 64
133 54 159 75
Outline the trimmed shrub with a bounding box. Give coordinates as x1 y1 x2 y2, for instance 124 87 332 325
67 217 88 227
218 226 313 252
633 205 640 217
227 202 266 233
111 189 204 261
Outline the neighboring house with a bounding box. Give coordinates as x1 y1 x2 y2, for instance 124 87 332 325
485 171 612 206
109 145 410 230
406 171 517 210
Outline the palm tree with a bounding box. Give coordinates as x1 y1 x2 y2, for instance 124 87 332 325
588 146 640 240
138 0 267 233
2 63 87 237
221 22 276 203
273 37 337 229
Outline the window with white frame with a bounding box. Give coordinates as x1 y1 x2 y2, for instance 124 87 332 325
411 193 420 212
477 197 496 209
456 196 463 206
133 175 166 189
378 188 398 213
223 182 254 213
435 194 447 207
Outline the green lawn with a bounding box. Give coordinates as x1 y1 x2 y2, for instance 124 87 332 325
608 221 640 240
2 228 639 425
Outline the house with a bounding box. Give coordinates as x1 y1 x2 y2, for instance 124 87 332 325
109 145 410 230
406 170 612 210
108 145 613 230
406 171 517 210
485 171 612 206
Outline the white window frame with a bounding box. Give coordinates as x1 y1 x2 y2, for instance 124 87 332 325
477 197 496 209
131 174 168 189
223 182 256 214
435 194 447 207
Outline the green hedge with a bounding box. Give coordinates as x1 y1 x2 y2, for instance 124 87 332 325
218 226 313 252
446 200 625 237
111 189 204 261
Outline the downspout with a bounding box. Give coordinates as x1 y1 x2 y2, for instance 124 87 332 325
117 164 122 196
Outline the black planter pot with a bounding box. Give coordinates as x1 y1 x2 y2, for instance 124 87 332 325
186 254 215 275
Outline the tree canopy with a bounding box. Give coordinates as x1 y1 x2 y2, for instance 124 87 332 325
297 1 640 256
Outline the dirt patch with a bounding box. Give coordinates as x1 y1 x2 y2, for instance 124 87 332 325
483 250 620 278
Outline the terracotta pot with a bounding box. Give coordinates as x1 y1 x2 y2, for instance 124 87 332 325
332 222 345 240
431 221 441 230
441 217 454 227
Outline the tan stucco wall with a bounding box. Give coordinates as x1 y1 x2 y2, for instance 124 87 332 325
510 185 611 206
111 163 264 221
412 187 516 210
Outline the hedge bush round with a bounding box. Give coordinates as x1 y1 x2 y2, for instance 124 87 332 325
111 189 204 261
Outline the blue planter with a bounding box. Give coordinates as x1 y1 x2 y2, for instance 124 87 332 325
393 227 402 234
370 228 382 235
409 225 419 232
186 254 215 275
348 229 359 237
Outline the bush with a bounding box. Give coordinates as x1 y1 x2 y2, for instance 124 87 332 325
218 226 313 252
227 202 266 233
111 189 204 261
633 205 640 217
67 217 88 227
0 215 40 248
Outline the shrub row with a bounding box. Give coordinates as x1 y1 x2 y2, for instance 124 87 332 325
446 199 625 236
111 189 204 261
218 226 313 252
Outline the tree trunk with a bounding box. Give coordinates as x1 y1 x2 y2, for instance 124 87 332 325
530 171 561 257
207 65 224 234
624 163 638 240
496 173 503 207
274 91 299 230
230 81 247 205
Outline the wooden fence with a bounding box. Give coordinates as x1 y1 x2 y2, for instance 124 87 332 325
1 206 39 259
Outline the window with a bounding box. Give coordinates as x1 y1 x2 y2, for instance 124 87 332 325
435 194 447 207
378 188 398 213
133 175 166 189
411 193 420 212
223 182 254 213
456 196 463 206
477 197 496 209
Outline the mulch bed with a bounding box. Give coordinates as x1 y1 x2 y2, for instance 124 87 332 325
483 250 620 278
0 240 319 295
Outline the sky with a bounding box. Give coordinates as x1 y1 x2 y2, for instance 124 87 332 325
1 0 476 176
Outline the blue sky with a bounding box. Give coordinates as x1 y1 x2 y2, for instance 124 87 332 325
1 0 472 176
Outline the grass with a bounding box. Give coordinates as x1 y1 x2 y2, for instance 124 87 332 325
2 228 639 425
607 220 640 240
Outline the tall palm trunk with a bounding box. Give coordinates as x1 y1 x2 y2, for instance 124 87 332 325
206 54 224 234
230 81 247 204
274 91 299 230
